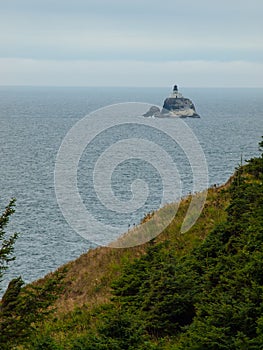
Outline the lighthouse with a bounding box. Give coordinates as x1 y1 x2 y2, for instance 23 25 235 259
143 84 200 118
170 84 183 98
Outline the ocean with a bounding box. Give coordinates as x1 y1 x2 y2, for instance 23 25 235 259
0 86 262 293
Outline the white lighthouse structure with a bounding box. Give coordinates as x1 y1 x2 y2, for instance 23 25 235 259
170 84 183 98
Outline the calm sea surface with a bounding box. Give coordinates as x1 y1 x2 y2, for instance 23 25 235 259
0 86 262 293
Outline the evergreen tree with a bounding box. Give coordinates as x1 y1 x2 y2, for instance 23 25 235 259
0 198 19 289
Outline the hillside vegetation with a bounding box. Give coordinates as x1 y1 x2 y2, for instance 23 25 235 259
0 138 262 350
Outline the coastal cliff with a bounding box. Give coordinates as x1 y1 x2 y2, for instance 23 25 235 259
1 139 263 350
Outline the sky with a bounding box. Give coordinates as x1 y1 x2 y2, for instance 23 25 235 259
0 0 262 87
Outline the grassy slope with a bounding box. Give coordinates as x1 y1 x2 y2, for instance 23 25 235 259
51 184 230 315
1 137 262 349
0 180 231 349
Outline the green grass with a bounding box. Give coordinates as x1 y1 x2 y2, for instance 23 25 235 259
2 140 263 349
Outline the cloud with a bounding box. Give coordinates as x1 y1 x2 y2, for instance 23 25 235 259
0 14 262 62
0 0 262 86
2 0 263 17
0 58 262 87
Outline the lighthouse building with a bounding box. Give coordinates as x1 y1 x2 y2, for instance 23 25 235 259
170 84 183 98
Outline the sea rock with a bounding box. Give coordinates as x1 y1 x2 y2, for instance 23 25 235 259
162 97 199 118
143 85 200 118
143 106 161 117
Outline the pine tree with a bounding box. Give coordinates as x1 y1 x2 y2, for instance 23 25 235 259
0 198 19 289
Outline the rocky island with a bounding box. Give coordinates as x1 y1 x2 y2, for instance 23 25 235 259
143 84 200 118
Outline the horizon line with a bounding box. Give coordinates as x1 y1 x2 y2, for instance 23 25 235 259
0 85 263 89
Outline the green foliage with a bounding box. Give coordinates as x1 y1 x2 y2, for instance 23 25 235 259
112 243 200 337
0 270 65 349
175 140 263 349
1 276 24 314
0 198 19 287
111 138 263 348
84 306 153 350
0 200 66 348
245 136 263 180
2 138 263 349
29 334 63 350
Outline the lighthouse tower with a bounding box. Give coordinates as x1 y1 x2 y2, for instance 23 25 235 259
170 84 183 98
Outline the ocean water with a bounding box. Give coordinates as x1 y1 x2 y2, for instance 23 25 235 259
0 86 262 293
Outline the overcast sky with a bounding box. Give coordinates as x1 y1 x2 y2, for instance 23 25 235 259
0 0 262 87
